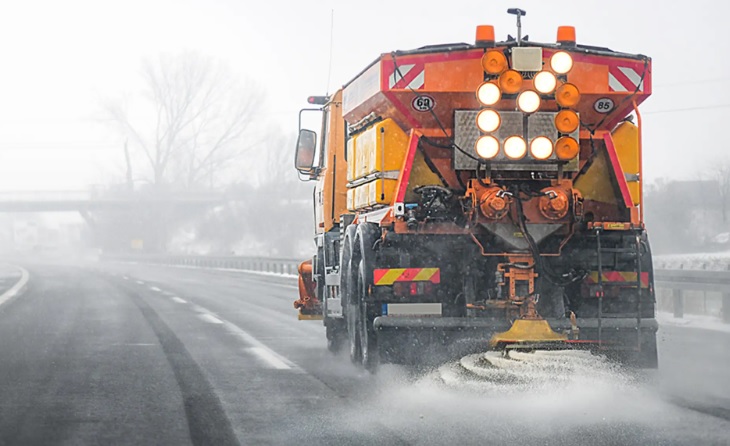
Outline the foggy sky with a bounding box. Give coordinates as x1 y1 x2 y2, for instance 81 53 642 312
0 0 726 190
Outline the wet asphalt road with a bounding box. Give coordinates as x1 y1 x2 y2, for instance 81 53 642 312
0 262 728 445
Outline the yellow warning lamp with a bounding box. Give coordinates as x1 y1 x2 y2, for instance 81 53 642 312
557 26 576 45
476 82 501 106
555 110 580 133
556 83 581 107
476 109 501 133
504 136 527 160
534 71 557 94
550 51 574 74
482 50 507 74
499 69 523 94
530 136 554 160
475 136 500 159
555 136 579 160
475 25 495 46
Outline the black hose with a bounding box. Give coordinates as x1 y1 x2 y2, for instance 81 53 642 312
512 191 586 287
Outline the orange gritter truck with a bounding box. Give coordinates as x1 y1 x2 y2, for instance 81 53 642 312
293 9 656 371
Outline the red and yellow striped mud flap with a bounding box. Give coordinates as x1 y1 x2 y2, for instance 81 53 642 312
373 268 440 285
585 271 649 288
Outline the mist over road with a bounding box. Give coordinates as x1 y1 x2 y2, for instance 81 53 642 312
0 262 727 445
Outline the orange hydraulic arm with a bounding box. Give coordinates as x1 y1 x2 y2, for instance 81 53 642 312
294 260 320 318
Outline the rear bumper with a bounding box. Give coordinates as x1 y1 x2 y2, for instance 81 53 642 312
373 316 658 367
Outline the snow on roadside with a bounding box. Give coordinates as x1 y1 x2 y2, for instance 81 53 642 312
654 252 730 271
657 311 730 334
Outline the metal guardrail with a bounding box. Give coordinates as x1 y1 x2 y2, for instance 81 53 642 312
103 254 301 276
103 254 728 323
654 269 730 323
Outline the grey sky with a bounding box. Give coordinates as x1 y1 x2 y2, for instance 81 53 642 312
0 0 726 190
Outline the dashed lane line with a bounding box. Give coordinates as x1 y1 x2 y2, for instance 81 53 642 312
124 280 300 372
125 290 240 446
198 313 224 324
244 347 291 370
222 318 299 371
188 301 299 371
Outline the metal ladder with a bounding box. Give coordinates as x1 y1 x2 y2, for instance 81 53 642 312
595 228 643 351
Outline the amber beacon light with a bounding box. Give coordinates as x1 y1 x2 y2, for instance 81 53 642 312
475 25 495 45
557 26 576 45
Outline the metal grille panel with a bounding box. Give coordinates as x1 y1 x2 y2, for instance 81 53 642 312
495 112 523 140
454 110 579 171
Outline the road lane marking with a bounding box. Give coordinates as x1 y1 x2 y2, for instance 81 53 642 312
150 286 162 292
0 265 29 308
191 304 205 313
185 300 299 371
126 290 241 445
223 320 298 371
198 314 224 324
136 280 145 285
171 297 187 304
123 276 129 280
245 347 291 370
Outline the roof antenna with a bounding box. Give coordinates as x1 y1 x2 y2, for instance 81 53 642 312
325 9 335 95
507 8 527 46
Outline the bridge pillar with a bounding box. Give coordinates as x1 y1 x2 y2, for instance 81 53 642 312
673 288 684 319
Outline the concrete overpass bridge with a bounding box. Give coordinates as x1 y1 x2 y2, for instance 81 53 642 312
0 190 232 252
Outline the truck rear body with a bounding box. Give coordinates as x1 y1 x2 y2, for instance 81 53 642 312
294 17 657 370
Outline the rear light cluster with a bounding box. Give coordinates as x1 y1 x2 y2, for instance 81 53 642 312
392 282 435 297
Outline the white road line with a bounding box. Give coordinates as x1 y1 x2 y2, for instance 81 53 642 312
0 266 29 308
171 297 187 304
223 320 298 371
136 280 145 285
123 276 129 280
190 304 208 314
245 347 291 370
184 299 299 371
149 286 162 292
198 313 224 324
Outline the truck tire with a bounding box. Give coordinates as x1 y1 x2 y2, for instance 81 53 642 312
358 259 379 372
353 223 380 372
346 276 361 364
341 225 361 364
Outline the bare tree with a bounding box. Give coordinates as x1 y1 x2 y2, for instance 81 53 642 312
105 52 263 191
718 162 730 224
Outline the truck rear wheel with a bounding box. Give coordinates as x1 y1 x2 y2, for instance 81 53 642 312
341 225 361 364
358 260 379 372
347 298 361 364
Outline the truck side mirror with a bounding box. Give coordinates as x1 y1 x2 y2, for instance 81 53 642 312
295 129 318 174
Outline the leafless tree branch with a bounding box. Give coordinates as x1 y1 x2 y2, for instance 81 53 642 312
105 52 263 190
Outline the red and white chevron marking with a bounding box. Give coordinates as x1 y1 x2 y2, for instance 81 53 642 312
388 63 425 90
608 65 644 92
